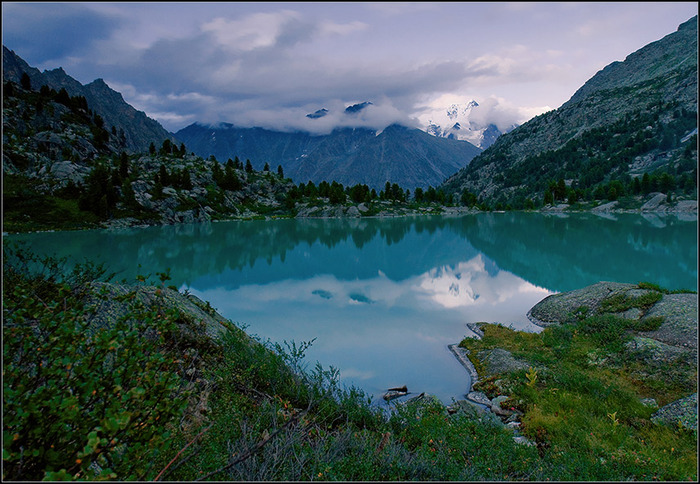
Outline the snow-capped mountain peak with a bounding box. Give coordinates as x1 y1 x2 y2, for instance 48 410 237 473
424 100 510 149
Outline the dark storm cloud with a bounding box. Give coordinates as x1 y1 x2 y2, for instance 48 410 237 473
3 2 696 133
2 3 122 67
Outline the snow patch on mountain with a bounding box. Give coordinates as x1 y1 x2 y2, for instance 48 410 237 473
423 100 517 149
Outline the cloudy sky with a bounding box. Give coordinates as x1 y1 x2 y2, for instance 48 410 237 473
2 2 697 134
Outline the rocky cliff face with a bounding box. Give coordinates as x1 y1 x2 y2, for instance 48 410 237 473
3 46 175 153
441 16 698 206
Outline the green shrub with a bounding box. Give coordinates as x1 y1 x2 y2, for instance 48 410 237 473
2 248 194 480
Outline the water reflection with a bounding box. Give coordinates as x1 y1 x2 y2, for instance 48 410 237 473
188 253 551 403
9 213 696 292
7 212 697 403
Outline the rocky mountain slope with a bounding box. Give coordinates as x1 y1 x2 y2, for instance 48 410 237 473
2 75 297 231
3 46 175 153
441 16 698 209
175 121 482 191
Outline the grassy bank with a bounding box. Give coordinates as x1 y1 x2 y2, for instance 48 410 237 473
458 290 697 480
3 247 696 480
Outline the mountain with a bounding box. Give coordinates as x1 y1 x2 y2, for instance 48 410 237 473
1 72 301 231
175 122 482 190
2 46 175 153
424 100 514 149
441 16 698 208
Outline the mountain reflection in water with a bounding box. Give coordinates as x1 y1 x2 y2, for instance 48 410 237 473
8 212 697 403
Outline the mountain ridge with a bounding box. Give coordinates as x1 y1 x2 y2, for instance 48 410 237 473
441 16 698 208
175 121 482 190
2 46 175 153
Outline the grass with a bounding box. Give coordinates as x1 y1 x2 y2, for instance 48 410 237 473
458 284 697 481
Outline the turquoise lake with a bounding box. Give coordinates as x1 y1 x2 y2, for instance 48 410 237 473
6 212 697 404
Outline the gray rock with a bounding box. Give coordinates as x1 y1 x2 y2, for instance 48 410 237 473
48 160 90 186
84 282 231 340
624 336 687 362
639 293 698 350
448 344 479 385
616 307 644 320
448 399 487 416
641 193 667 212
528 281 638 326
491 395 513 416
512 435 536 446
672 200 697 212
476 348 530 377
466 322 485 339
651 393 697 431
346 205 361 218
466 391 491 406
591 201 618 212
180 210 196 224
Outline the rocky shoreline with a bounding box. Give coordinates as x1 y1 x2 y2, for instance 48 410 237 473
450 281 699 442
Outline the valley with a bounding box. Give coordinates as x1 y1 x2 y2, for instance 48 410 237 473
2 10 697 482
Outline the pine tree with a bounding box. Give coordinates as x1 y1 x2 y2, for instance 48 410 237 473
20 72 31 90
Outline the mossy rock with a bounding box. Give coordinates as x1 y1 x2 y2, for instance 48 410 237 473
476 348 531 378
84 282 235 341
638 293 698 350
528 281 637 326
651 393 698 431
624 336 688 363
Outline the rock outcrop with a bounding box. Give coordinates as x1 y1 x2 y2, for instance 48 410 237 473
455 281 698 434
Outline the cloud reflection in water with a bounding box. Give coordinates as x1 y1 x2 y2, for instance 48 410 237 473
188 254 552 403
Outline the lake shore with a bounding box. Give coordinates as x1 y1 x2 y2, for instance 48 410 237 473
4 192 697 236
453 280 698 428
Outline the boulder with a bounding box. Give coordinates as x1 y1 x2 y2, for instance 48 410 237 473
641 193 667 212
48 160 90 186
528 281 637 326
476 348 530 377
466 391 491 406
490 395 513 416
346 205 361 218
448 399 487 416
639 293 698 350
591 201 618 212
624 336 687 363
651 393 697 431
83 282 232 340
672 200 697 212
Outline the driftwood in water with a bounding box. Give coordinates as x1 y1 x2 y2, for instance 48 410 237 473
383 385 409 401
388 385 407 392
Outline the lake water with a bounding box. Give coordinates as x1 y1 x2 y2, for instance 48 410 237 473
6 212 697 404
